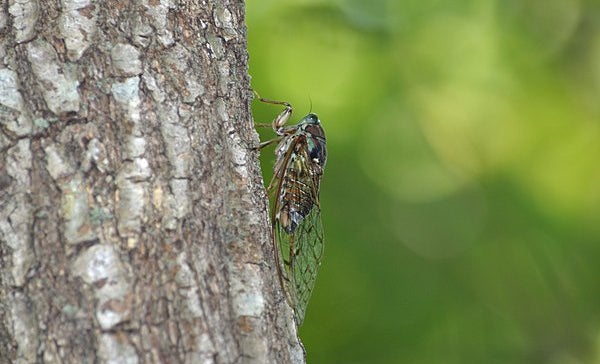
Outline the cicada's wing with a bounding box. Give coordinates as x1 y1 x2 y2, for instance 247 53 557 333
270 140 324 326
275 203 324 325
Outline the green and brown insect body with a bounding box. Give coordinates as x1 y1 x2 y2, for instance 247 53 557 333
274 114 326 234
257 97 327 326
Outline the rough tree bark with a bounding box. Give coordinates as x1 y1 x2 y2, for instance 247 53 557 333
0 0 305 363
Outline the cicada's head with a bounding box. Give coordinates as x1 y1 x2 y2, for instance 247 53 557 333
299 113 323 134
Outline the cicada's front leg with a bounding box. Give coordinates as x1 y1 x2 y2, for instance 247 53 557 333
261 98 292 132
253 90 293 133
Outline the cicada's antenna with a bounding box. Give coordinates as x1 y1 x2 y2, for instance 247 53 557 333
308 95 313 114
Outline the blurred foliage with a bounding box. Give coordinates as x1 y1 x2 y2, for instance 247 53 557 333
247 0 600 363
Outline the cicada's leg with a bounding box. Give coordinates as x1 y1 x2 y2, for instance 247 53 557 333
253 90 293 130
249 136 282 152
259 137 282 150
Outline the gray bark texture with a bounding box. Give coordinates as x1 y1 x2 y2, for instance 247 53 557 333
0 0 305 363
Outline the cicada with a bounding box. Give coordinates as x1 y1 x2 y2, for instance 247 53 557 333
256 95 327 326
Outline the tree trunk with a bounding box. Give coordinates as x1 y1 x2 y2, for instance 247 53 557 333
0 1 304 363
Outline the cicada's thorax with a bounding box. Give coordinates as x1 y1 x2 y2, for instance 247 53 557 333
276 119 327 234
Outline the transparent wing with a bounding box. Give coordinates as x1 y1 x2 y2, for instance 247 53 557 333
275 204 324 325
270 142 324 326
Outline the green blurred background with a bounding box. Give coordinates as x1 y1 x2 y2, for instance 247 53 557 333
247 1 600 363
